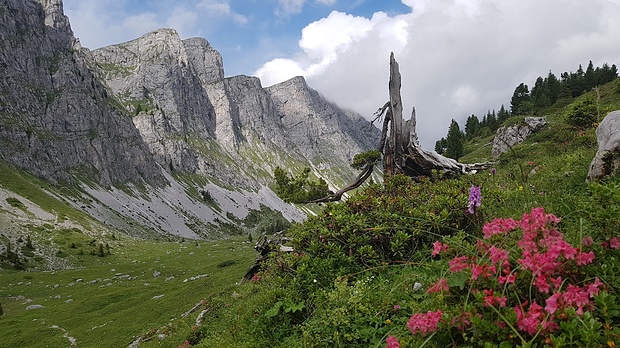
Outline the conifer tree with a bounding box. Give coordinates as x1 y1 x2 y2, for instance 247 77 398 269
510 83 531 115
464 114 480 139
497 104 510 123
434 137 447 154
444 119 464 160
546 71 561 105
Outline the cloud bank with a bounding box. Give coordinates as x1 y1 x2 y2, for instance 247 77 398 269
255 0 620 148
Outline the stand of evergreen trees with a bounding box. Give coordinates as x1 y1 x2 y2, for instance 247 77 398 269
512 61 618 116
435 61 618 159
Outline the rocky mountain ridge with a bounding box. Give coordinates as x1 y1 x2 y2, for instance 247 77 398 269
91 28 380 190
0 0 380 246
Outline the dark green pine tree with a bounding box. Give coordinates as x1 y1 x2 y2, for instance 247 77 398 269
444 119 464 161
486 110 498 131
510 83 531 115
584 60 596 90
434 137 447 154
464 114 480 139
497 104 510 123
546 71 561 105
531 76 550 110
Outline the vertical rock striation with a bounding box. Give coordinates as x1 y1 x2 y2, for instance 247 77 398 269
92 29 381 190
0 0 165 186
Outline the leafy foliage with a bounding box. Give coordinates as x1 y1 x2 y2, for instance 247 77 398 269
351 150 381 170
273 167 330 203
565 96 598 128
291 175 485 267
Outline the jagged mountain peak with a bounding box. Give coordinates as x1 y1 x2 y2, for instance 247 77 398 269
276 75 308 86
37 0 72 36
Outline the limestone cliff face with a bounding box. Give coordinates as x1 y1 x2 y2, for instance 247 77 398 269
267 76 380 168
0 0 380 239
0 0 165 186
92 29 381 189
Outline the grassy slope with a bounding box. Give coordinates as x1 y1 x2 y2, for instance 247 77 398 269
0 238 254 347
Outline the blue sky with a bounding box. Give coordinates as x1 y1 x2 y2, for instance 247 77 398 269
63 0 620 148
63 0 410 76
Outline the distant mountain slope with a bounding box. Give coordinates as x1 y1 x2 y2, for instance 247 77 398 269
0 0 165 187
0 0 380 244
91 28 380 190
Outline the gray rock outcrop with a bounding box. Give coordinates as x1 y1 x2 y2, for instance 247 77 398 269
491 117 547 158
92 29 380 189
0 0 165 187
587 110 620 181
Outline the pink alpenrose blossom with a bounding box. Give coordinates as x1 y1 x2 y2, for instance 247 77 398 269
386 335 400 348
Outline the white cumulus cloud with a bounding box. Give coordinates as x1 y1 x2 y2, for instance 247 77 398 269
254 0 620 148
197 0 248 24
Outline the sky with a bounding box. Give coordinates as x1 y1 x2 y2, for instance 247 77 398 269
63 0 620 149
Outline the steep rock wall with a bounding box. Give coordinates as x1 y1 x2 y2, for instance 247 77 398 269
0 0 165 187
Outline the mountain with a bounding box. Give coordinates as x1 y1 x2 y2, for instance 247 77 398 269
90 28 379 190
0 0 380 249
0 0 164 187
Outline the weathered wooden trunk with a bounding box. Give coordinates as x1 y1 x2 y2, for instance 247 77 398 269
382 53 492 177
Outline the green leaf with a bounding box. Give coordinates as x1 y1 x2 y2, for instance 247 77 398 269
265 301 283 318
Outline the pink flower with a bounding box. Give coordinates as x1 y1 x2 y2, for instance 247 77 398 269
563 284 591 315
550 276 563 290
470 262 496 280
483 218 518 239
431 241 449 256
386 335 400 348
514 301 550 335
610 237 620 249
449 256 470 273
586 277 603 298
498 272 516 285
393 304 401 312
581 236 594 247
450 312 473 331
482 289 507 307
545 292 562 314
575 251 595 266
533 273 551 293
488 246 509 265
407 310 443 336
427 278 449 294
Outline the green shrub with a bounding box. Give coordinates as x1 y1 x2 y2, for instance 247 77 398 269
566 97 597 128
5 197 24 209
290 175 485 268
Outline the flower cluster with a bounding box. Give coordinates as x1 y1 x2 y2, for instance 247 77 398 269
389 207 608 347
406 310 443 336
467 185 482 214
386 335 400 348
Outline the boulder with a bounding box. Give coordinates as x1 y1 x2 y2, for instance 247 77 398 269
492 117 547 158
587 110 620 181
